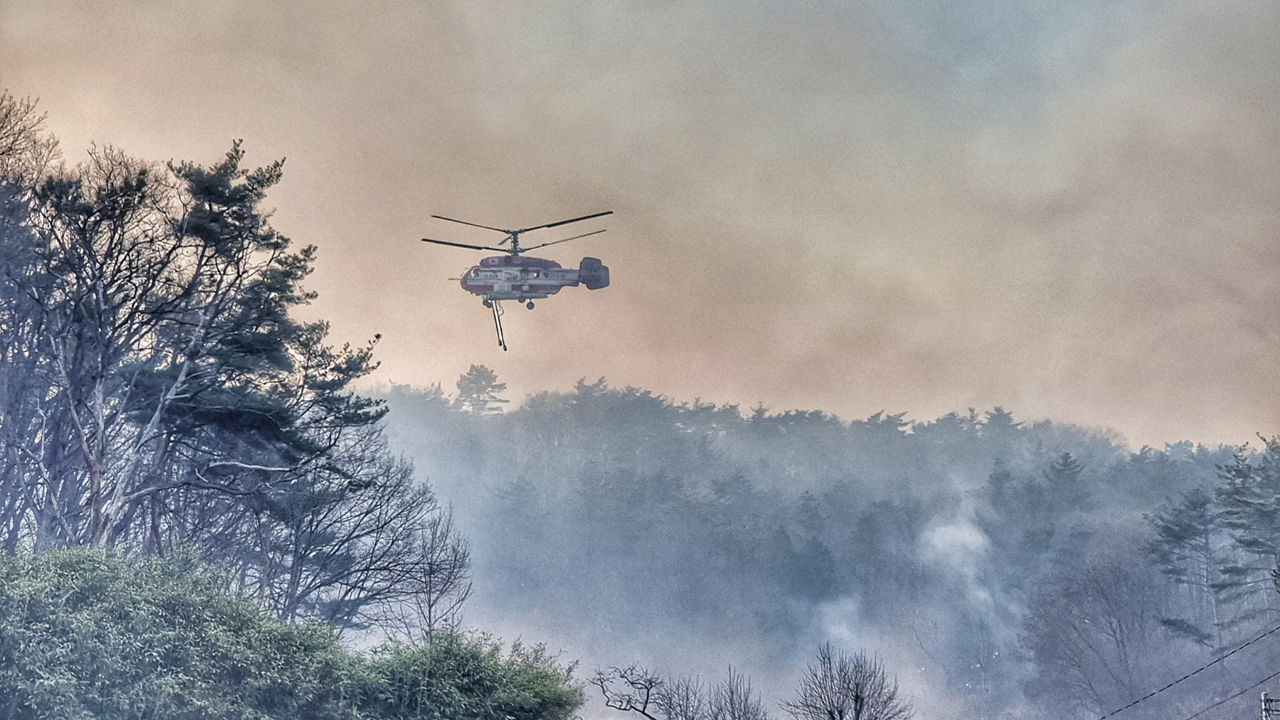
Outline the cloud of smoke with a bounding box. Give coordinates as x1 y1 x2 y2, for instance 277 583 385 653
1 0 1275 447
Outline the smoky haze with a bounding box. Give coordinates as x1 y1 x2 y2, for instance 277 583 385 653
2 0 1277 447
4 4 1280 719
380 381 1279 719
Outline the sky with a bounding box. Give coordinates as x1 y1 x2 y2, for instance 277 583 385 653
1 0 1276 448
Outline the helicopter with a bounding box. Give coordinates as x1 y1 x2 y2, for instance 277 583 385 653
421 211 612 351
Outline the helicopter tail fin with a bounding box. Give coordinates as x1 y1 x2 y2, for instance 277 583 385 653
579 257 610 290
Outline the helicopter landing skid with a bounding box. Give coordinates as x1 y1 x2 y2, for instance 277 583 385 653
490 300 507 351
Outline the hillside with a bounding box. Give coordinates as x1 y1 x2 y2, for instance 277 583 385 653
386 377 1275 720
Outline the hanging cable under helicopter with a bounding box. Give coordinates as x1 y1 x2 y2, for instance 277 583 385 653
490 300 507 352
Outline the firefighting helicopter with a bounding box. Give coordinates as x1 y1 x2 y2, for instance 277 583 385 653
421 210 612 351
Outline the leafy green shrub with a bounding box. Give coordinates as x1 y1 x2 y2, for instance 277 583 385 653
0 550 582 720
0 549 357 719
360 634 583 720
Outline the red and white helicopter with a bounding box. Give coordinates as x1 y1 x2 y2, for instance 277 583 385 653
421 211 612 350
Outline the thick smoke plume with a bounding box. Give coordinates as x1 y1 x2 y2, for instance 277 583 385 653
1 0 1275 445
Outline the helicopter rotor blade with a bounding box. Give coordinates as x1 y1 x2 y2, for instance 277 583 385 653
431 215 511 234
522 229 607 252
421 237 506 252
513 210 613 234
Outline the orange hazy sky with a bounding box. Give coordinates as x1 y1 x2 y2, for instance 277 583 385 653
2 0 1276 447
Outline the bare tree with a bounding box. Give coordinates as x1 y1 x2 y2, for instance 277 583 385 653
0 90 58 181
709 668 770 720
594 665 769 720
658 676 710 720
1022 551 1174 717
398 503 472 641
594 665 667 720
782 644 912 720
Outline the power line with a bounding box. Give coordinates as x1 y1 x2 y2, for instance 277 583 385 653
1181 669 1280 720
1097 621 1280 720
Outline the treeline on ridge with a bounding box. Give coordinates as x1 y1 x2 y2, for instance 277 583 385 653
388 370 1280 720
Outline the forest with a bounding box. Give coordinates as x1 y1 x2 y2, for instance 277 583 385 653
3 86 1280 720
0 91 577 718
385 371 1280 720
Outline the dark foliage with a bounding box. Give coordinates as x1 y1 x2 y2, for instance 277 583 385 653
386 378 1263 720
0 549 582 720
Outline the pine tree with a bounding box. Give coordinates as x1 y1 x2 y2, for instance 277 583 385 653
454 364 509 414
1044 452 1090 511
987 459 1015 511
1146 486 1224 647
1214 441 1280 637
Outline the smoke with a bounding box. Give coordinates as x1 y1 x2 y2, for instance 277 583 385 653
1 0 1276 443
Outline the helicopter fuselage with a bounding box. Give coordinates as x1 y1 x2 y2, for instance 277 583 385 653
460 255 580 302
422 209 611 349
